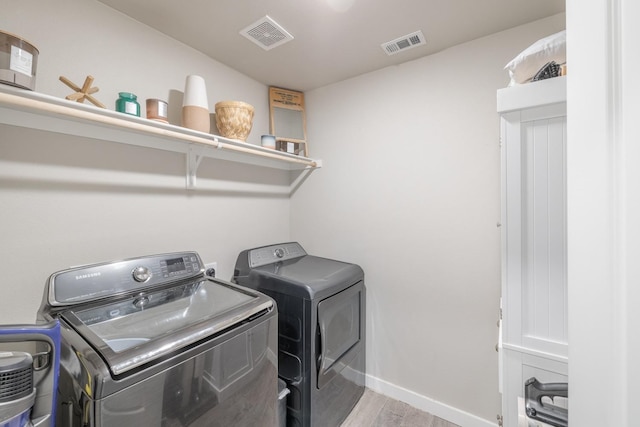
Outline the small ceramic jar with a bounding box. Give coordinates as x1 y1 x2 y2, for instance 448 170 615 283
116 92 140 117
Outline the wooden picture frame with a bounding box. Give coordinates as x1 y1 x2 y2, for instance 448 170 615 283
269 87 308 157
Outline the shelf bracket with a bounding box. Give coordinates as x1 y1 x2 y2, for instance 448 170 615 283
289 165 316 195
186 145 206 190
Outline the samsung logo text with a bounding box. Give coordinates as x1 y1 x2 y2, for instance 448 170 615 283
75 272 101 280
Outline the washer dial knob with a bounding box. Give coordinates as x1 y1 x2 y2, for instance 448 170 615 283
132 266 152 282
274 248 285 259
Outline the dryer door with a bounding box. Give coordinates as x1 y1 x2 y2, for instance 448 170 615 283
316 281 363 389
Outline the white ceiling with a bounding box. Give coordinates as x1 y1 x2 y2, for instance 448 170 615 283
97 0 565 92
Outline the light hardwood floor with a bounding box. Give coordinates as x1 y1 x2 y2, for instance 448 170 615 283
341 389 461 427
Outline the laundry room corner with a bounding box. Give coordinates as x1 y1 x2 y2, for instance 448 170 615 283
0 0 581 425
290 12 566 426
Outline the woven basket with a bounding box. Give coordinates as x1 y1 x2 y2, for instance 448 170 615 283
214 101 255 141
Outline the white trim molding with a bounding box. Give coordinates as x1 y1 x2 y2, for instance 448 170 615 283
365 374 497 427
567 0 640 426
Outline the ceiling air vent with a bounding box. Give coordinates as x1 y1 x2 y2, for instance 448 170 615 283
240 15 294 51
381 30 426 56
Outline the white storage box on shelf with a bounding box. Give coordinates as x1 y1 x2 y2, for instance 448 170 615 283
497 76 568 427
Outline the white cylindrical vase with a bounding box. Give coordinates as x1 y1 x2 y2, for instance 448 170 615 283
182 75 210 133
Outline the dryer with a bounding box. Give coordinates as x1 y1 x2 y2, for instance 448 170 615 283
234 242 365 427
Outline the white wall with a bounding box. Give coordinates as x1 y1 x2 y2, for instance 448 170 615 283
291 14 565 425
0 0 290 323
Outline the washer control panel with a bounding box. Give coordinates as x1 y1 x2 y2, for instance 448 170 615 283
48 252 203 306
249 242 307 268
159 254 200 279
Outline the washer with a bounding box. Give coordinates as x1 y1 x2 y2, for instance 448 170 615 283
234 242 365 427
37 251 278 427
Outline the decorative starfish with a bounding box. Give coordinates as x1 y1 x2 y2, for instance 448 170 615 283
59 75 106 108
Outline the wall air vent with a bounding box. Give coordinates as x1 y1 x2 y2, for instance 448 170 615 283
240 15 294 51
381 30 426 56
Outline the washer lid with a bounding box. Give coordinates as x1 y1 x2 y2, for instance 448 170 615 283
60 278 272 376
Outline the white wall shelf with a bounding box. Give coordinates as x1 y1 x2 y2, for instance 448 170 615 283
0 85 322 190
497 76 566 114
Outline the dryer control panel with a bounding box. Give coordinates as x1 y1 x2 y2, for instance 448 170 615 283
248 242 307 268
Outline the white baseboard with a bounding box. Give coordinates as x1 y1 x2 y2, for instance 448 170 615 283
365 374 498 427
